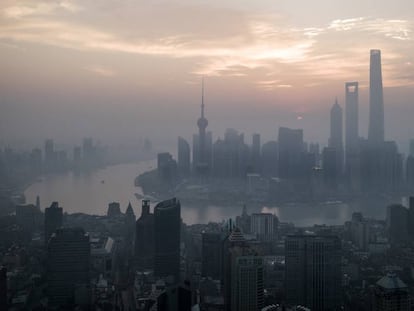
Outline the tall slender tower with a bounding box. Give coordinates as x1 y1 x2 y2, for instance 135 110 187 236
329 98 343 174
345 82 359 155
196 78 209 175
368 49 384 144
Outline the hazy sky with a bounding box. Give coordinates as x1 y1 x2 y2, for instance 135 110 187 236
1 0 414 151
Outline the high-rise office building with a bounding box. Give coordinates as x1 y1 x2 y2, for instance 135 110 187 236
261 141 278 178
369 49 385 144
222 228 264 311
201 232 223 280
250 213 278 242
285 234 342 310
322 147 338 188
47 227 90 307
44 201 63 244
278 127 304 179
410 139 414 157
251 133 261 173
157 152 177 184
345 82 359 155
154 198 181 283
178 137 191 177
107 202 121 218
386 204 408 244
374 272 409 311
345 82 360 191
0 267 6 311
407 156 414 186
125 202 136 246
329 98 343 175
231 256 264 311
135 200 155 270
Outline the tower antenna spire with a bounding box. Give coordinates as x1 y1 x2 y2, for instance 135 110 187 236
201 77 205 118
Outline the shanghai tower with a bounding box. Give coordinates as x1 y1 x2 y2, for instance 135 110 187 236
368 49 384 144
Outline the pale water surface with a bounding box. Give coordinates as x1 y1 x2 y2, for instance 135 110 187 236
24 161 368 226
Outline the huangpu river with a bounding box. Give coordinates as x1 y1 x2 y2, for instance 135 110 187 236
24 161 386 226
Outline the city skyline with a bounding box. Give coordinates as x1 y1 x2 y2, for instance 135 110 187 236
1 1 414 150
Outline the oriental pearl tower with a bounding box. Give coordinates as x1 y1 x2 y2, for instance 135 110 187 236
196 78 209 176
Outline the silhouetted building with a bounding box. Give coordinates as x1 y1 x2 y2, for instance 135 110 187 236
194 79 210 177
177 137 191 177
406 156 414 186
345 82 360 192
16 204 41 235
369 49 385 144
0 267 6 311
125 202 136 245
374 272 409 311
201 232 223 279
157 152 178 184
278 127 304 179
386 204 408 244
154 198 181 283
135 200 155 270
44 139 56 170
212 129 249 178
360 140 402 192
44 201 63 244
408 197 414 239
157 282 193 311
251 133 261 173
236 205 251 234
261 141 278 178
47 227 90 308
329 98 343 176
107 202 121 218
285 234 342 310
322 147 338 189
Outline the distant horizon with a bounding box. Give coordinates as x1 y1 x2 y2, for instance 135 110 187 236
1 1 414 153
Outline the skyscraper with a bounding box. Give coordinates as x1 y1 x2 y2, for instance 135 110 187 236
345 82 360 192
47 227 90 307
222 227 264 311
44 201 63 244
178 136 191 177
0 267 6 311
369 49 385 144
231 256 264 311
251 133 261 173
201 232 223 279
285 234 342 310
135 200 155 270
250 213 278 242
154 198 181 283
374 272 410 311
345 82 359 155
278 127 304 179
329 98 343 175
386 204 408 244
195 79 209 176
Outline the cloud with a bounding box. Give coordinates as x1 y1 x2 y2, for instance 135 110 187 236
3 1 81 19
0 1 413 89
85 65 116 77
